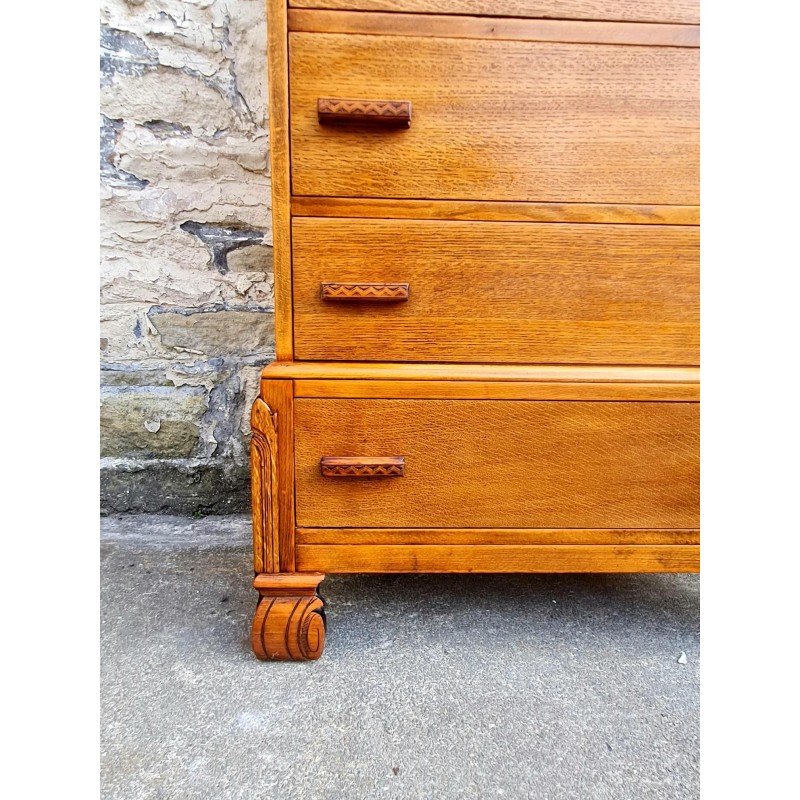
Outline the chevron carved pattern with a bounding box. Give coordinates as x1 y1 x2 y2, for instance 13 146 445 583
321 282 410 302
317 98 412 128
320 456 406 478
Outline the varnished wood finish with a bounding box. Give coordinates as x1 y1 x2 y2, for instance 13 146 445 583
297 528 700 545
258 379 296 572
289 10 699 47
250 398 279 574
320 282 410 302
251 0 700 658
292 197 700 226
294 379 700 402
296 545 700 573
295 399 699 529
294 218 698 365
262 361 700 385
289 31 699 204
318 98 412 127
252 573 326 660
288 1 700 26
320 455 405 477
266 0 293 359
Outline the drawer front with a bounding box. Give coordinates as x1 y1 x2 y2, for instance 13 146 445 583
289 32 698 205
293 218 698 365
288 3 700 25
294 399 699 529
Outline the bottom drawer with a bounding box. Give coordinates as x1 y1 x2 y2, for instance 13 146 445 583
294 398 699 530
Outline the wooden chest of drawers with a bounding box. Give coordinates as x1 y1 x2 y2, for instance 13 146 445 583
251 0 699 661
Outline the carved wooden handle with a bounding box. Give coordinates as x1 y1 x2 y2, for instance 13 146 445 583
321 283 410 302
320 456 405 478
317 98 412 128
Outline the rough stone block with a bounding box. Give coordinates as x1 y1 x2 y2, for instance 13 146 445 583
147 307 275 357
101 386 208 458
100 459 250 515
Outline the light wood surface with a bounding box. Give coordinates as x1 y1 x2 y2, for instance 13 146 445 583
266 0 293 359
293 380 699 401
289 32 699 204
288 1 700 25
292 197 700 226
288 10 699 47
251 0 701 655
296 544 700 573
262 361 700 384
293 218 698 365
297 528 699 545
294 399 699 529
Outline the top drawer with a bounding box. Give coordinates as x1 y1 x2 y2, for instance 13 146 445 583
288 3 700 25
288 21 699 205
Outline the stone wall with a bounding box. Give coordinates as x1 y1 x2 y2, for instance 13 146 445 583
100 0 273 514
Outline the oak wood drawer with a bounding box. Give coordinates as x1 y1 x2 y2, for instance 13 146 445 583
294 398 699 529
289 29 699 205
288 2 700 25
292 217 698 365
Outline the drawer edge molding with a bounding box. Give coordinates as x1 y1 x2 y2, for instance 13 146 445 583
296 544 701 573
262 361 700 386
294 380 699 402
297 528 700 545
288 10 700 48
291 197 700 226
287 2 700 26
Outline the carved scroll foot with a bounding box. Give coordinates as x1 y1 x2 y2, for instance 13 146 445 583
251 573 326 661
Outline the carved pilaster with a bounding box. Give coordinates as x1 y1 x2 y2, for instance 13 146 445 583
250 398 279 574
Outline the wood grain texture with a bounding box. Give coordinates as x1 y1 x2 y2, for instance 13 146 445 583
296 544 700 573
294 380 700 402
318 97 412 127
263 361 700 384
289 10 699 47
294 399 699 529
289 32 699 204
292 197 700 226
251 572 326 660
293 218 699 365
321 282 410 302
288 1 700 25
250 398 279 573
258 379 296 572
266 0 293 359
320 456 405 477
297 528 700 545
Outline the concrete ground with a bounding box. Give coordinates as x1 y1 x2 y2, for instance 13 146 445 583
101 515 699 800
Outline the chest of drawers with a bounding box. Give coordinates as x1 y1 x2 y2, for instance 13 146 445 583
250 0 699 661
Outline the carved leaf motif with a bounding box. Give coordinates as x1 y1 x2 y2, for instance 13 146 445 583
251 399 279 572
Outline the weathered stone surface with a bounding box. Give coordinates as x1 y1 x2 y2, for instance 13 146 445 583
100 459 250 515
101 386 209 458
180 221 264 274
100 1 273 512
147 307 275 357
